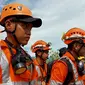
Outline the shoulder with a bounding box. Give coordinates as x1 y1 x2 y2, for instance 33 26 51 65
50 58 69 82
51 57 69 77
52 57 68 68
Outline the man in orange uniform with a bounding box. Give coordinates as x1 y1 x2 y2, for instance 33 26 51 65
0 2 42 85
30 40 51 85
49 27 85 85
79 57 85 85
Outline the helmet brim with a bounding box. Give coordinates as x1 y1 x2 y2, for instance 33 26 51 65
43 47 51 51
17 17 42 27
0 15 42 28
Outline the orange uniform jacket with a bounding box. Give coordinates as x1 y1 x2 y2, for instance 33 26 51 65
0 40 31 85
30 59 47 85
49 52 84 85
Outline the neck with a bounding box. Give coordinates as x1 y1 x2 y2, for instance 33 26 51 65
68 50 78 60
6 34 20 47
36 57 44 66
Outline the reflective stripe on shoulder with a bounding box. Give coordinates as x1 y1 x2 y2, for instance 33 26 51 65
50 80 63 85
0 46 2 83
35 66 42 77
1 50 11 83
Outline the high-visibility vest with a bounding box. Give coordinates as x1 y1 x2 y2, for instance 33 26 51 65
30 59 47 85
49 52 84 85
0 40 31 85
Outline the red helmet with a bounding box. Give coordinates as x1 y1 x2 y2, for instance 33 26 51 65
31 40 51 53
62 27 85 44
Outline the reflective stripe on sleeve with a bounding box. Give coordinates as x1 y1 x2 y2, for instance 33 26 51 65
0 47 2 83
69 80 84 85
35 66 42 77
1 50 11 83
50 80 63 85
0 81 30 85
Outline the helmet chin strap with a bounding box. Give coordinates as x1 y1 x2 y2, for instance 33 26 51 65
5 23 21 46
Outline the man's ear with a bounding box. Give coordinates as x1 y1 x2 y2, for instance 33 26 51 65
5 20 15 32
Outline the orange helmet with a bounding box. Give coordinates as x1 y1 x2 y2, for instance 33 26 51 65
62 27 85 44
0 3 42 27
31 40 51 53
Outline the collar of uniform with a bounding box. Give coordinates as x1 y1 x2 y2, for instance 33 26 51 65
63 51 75 62
33 59 40 66
0 40 8 48
33 59 46 66
33 59 47 75
0 40 16 54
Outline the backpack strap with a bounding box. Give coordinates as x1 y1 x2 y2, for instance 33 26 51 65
60 58 73 85
46 58 73 84
46 57 77 84
46 60 57 83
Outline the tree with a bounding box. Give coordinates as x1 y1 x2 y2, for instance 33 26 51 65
47 49 60 63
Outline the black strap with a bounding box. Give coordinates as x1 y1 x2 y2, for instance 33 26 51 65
4 39 33 62
46 58 73 84
61 58 73 85
46 60 57 83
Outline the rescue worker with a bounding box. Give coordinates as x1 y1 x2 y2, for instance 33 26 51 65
30 40 51 85
79 56 85 85
49 27 85 85
0 3 42 85
46 47 68 84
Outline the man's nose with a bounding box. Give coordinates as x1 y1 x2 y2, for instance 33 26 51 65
25 29 31 35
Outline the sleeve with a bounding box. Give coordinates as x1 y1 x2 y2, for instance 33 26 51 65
0 48 2 83
0 65 2 83
49 61 68 85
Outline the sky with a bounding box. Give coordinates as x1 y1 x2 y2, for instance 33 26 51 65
0 0 85 56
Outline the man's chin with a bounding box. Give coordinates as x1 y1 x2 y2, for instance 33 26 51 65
22 41 29 46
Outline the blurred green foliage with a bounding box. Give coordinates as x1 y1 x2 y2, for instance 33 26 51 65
46 49 60 63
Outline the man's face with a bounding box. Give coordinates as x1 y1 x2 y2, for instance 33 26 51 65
15 22 33 45
41 50 49 61
78 44 85 57
5 20 33 45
